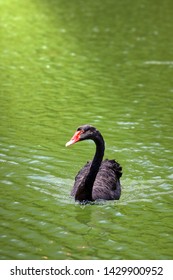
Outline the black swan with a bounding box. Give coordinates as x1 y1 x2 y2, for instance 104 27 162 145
65 124 122 202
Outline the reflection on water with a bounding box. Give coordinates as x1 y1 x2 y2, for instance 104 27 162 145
144 61 173 65
1 0 173 260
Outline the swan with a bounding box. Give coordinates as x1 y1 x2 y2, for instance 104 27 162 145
66 124 122 202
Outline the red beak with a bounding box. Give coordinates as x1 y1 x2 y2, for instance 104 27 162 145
65 131 82 147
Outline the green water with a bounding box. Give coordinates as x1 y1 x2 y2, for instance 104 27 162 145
0 0 173 260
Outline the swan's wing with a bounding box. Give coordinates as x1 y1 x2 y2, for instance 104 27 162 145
92 160 122 200
71 161 91 196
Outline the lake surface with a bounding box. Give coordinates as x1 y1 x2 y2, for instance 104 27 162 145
0 0 173 260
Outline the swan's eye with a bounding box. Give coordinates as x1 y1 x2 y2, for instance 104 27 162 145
77 127 82 132
77 127 85 134
77 125 94 134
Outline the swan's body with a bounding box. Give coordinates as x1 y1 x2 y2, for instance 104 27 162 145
66 125 122 202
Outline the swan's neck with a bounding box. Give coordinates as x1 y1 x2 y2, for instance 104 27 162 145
76 134 105 201
91 135 105 175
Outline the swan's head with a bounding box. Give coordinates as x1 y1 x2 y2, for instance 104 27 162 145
65 124 99 147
